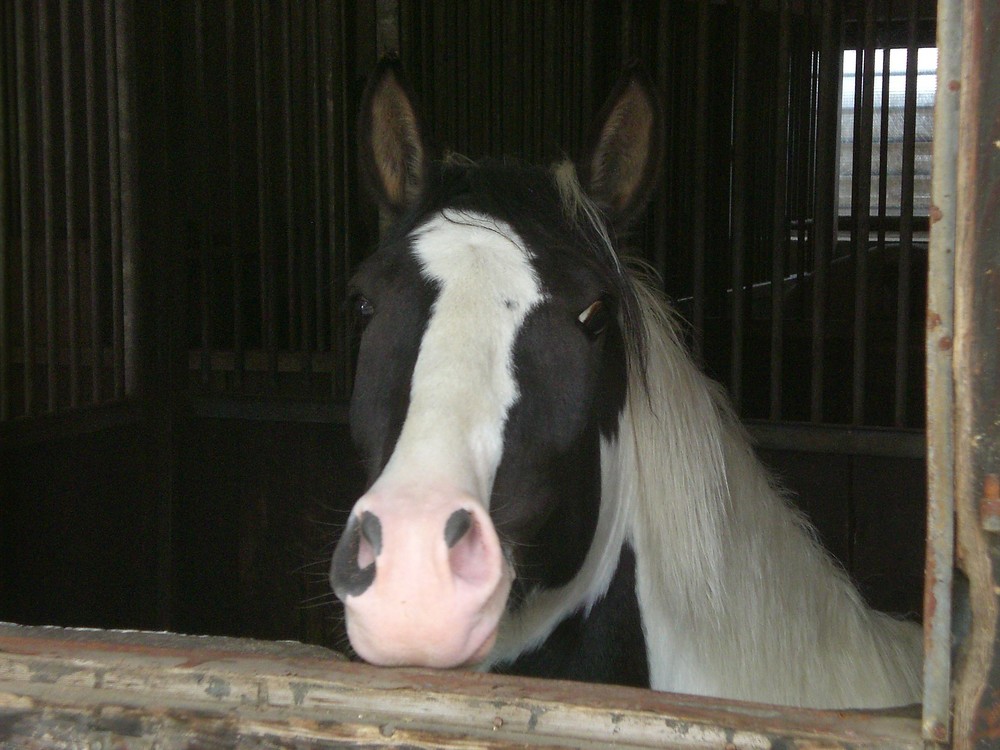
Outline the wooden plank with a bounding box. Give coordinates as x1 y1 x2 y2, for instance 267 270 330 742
0 624 922 749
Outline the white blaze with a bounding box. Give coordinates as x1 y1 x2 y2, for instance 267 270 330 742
372 210 545 504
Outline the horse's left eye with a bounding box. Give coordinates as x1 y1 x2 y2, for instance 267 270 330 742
577 297 611 338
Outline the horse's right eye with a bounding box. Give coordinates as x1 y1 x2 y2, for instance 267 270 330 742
352 295 375 327
355 295 374 317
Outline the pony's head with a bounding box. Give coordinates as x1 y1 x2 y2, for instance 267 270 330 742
330 57 663 669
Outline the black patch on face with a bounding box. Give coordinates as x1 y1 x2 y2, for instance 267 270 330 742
348 237 439 480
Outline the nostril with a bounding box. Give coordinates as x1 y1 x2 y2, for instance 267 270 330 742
446 509 494 587
330 513 378 600
444 508 472 548
359 511 383 568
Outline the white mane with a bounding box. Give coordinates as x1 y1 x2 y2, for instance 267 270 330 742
493 162 922 709
622 275 923 708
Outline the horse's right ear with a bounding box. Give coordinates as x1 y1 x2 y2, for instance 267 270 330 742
358 56 429 213
578 64 664 229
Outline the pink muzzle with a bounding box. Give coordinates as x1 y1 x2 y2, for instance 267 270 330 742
330 485 511 668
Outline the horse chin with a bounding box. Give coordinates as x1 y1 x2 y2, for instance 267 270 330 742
343 564 512 670
346 613 501 670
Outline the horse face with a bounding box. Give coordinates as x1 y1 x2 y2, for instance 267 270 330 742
330 58 661 670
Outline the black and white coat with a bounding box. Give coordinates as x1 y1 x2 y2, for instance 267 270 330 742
330 58 923 709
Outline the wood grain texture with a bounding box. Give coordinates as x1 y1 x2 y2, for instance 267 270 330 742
0 623 922 749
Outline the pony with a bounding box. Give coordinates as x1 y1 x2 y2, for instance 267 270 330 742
329 57 923 709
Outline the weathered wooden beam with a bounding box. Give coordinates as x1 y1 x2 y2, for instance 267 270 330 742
0 624 922 749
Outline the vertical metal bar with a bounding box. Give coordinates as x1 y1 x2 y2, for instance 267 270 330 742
15 1 33 416
338 4 354 398
810 0 840 423
115 0 136 397
894 0 920 427
691 1 709 364
60 0 79 408
469 0 484 156
850 2 877 425
83 0 101 404
651 0 670 285
39 1 58 412
796 3 818 321
308 0 324 355
876 8 892 263
729 1 749 412
922 0 959 741
225 0 244 389
254 0 277 385
323 0 341 398
457 0 470 155
519 0 531 160
581 0 593 134
769 2 790 421
105 0 124 399
0 0 8 420
291 2 310 369
194 0 211 388
489 0 502 157
951 1 1000 744
280 0 296 355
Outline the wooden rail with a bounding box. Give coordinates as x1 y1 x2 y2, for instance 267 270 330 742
0 623 923 749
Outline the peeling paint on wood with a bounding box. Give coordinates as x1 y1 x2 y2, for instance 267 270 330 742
0 623 922 749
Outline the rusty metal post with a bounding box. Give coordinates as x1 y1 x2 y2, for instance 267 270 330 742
951 0 1000 747
922 0 961 744
0 0 8 421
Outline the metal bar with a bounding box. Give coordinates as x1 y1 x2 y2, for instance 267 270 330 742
60 0 79 408
691 1 709 364
803 0 819 320
893 0 920 427
308 0 324 354
519 0 530 160
652 0 670 292
83 0 100 404
115 0 136 397
769 2 790 421
323 0 341 399
850 3 877 425
337 0 352 397
457 0 469 155
14 1 33 416
279 0 296 354
921 0 959 739
729 1 749 412
810 0 840 423
876 11 892 263
951 1 1000 744
225 0 244 389
194 0 211 388
0 0 9 420
747 420 925 460
39 0 58 412
105 0 124 399
254 0 277 386
292 1 310 370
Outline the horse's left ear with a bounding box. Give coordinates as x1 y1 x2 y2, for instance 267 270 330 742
579 64 664 228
